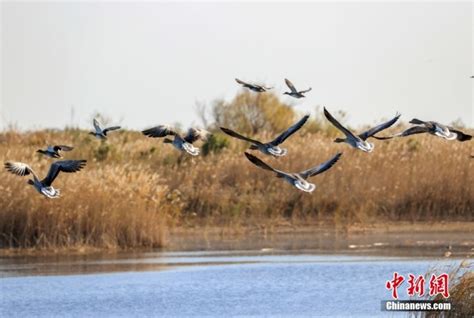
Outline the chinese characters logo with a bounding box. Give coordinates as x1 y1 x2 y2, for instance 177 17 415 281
386 273 449 299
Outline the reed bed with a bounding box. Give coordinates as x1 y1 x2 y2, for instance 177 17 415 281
0 125 472 250
411 261 474 317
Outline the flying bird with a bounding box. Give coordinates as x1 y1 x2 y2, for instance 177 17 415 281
37 145 74 158
324 107 401 152
221 114 310 157
374 119 472 142
235 78 272 93
283 78 312 98
4 160 87 198
142 125 210 156
90 118 121 139
244 152 342 192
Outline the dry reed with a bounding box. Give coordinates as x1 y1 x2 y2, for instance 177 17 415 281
411 261 474 317
0 92 472 250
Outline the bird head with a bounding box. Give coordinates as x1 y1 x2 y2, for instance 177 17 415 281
334 138 345 143
27 179 34 186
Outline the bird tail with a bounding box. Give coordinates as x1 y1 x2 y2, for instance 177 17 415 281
295 181 316 193
183 143 200 156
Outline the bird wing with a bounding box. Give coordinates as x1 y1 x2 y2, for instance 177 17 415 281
4 162 37 178
408 118 427 125
142 125 177 138
270 114 310 145
372 125 429 140
284 78 298 93
244 152 286 176
184 128 211 144
93 118 103 133
299 87 312 94
103 126 121 135
220 127 263 145
299 152 342 179
41 160 87 187
323 107 357 139
358 113 401 140
448 128 472 142
235 78 249 86
54 145 74 152
399 126 430 137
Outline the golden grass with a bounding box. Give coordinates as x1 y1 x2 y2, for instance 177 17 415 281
412 260 474 317
0 124 472 250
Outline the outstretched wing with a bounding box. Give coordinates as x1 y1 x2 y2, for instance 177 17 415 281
103 126 121 135
270 114 310 145
184 128 210 144
299 87 312 94
409 118 426 125
41 160 87 186
284 78 298 93
235 78 249 86
54 145 74 152
244 152 285 176
299 152 342 179
399 126 430 137
220 127 263 145
374 125 430 140
358 113 401 140
142 125 177 138
93 118 103 133
323 107 357 139
4 162 36 178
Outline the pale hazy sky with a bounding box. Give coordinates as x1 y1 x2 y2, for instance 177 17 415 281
1 1 473 131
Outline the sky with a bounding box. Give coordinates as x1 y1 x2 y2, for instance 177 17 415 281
1 1 473 131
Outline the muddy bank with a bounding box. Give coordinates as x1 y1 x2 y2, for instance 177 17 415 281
167 222 474 258
0 221 472 278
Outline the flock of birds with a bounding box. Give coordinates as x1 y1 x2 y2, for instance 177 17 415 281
4 78 473 197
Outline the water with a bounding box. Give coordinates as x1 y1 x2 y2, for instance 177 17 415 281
0 251 463 317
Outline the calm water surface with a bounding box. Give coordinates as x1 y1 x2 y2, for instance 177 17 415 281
0 250 464 317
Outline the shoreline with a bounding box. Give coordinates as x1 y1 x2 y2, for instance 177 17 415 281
1 221 472 257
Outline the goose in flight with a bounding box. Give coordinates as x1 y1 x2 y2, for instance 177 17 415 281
37 145 74 158
4 160 87 198
90 118 121 139
235 78 272 93
373 119 472 142
324 107 401 152
221 114 310 157
142 125 210 156
283 78 312 98
244 152 342 192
